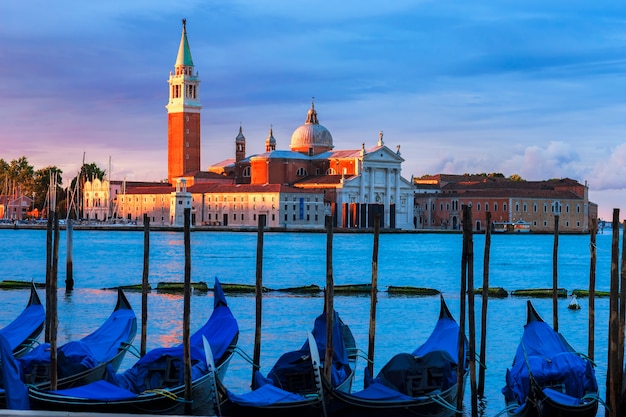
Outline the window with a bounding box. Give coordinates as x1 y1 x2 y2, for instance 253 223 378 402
296 167 307 176
576 205 581 213
326 168 336 175
485 203 489 211
544 203 548 213
494 203 497 212
272 214 275 221
515 203 519 212
243 166 251 177
477 203 481 212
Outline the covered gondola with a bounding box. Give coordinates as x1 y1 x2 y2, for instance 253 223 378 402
219 309 357 417
0 288 137 409
328 295 467 417
502 300 599 417
28 278 238 415
0 282 45 358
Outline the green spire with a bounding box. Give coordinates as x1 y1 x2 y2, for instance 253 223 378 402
175 18 194 67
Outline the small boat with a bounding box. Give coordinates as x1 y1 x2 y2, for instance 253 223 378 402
0 282 45 358
328 295 467 417
220 309 357 417
28 278 239 415
502 300 599 417
0 288 137 409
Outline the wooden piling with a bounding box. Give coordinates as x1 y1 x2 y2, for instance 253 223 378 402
183 208 192 415
65 218 74 292
588 218 596 361
606 208 620 417
367 214 380 377
552 214 559 332
618 218 626 411
466 206 478 417
141 214 150 357
252 214 265 387
324 215 334 382
477 211 491 397
50 210 60 390
457 205 469 416
45 176 53 343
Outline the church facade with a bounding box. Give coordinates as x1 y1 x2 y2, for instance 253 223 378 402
112 21 415 229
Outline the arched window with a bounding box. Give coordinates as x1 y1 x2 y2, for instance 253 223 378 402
242 166 251 177
325 168 336 175
296 167 308 176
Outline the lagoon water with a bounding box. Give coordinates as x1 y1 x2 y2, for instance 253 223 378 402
0 227 619 416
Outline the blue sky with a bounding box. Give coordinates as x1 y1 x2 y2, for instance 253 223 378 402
2 1 626 219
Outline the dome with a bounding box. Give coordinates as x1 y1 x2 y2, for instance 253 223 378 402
289 101 333 155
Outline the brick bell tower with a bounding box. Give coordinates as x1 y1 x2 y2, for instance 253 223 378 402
166 19 201 184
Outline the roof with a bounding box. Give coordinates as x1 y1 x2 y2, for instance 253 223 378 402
188 183 322 194
175 20 194 67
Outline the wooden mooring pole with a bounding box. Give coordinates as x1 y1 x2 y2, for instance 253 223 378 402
457 205 469 416
324 215 334 382
477 211 491 397
49 193 60 390
65 218 74 292
45 173 53 343
367 214 380 377
141 213 150 357
252 214 265 388
183 208 192 415
588 218 596 361
552 214 559 332
606 208 621 417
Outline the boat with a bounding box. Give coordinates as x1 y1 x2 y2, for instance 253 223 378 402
0 282 45 358
220 309 357 417
0 287 137 409
501 300 599 417
327 295 467 417
28 277 239 415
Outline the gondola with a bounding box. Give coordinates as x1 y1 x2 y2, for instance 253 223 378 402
328 295 468 417
0 282 45 358
219 309 357 417
502 300 599 417
28 278 239 415
0 287 137 409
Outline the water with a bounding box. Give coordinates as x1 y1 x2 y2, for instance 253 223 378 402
0 228 619 416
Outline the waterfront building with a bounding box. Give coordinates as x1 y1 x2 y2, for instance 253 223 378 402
210 107 415 229
112 19 415 229
83 177 110 221
413 174 597 233
166 19 201 184
116 179 327 228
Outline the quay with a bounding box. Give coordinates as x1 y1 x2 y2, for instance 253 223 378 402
3 412 187 417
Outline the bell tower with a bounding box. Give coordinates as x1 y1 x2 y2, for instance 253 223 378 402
166 19 201 184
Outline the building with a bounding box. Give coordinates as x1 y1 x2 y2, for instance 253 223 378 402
413 174 597 233
166 19 201 184
210 107 415 229
0 195 33 221
113 20 415 229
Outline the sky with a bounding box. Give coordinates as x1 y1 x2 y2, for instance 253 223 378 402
2 1 626 220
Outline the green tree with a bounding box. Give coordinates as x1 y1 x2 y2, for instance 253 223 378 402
32 166 63 212
509 174 525 182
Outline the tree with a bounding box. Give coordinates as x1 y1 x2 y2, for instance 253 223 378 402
509 174 525 182
32 166 63 212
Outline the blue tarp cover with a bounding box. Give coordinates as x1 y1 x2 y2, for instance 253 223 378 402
44 278 238 400
0 300 44 352
18 306 136 379
227 384 308 406
49 379 137 401
351 314 464 401
0 333 29 409
502 319 598 409
349 382 414 401
228 310 350 408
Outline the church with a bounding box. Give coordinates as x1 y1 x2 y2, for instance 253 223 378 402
108 20 415 229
